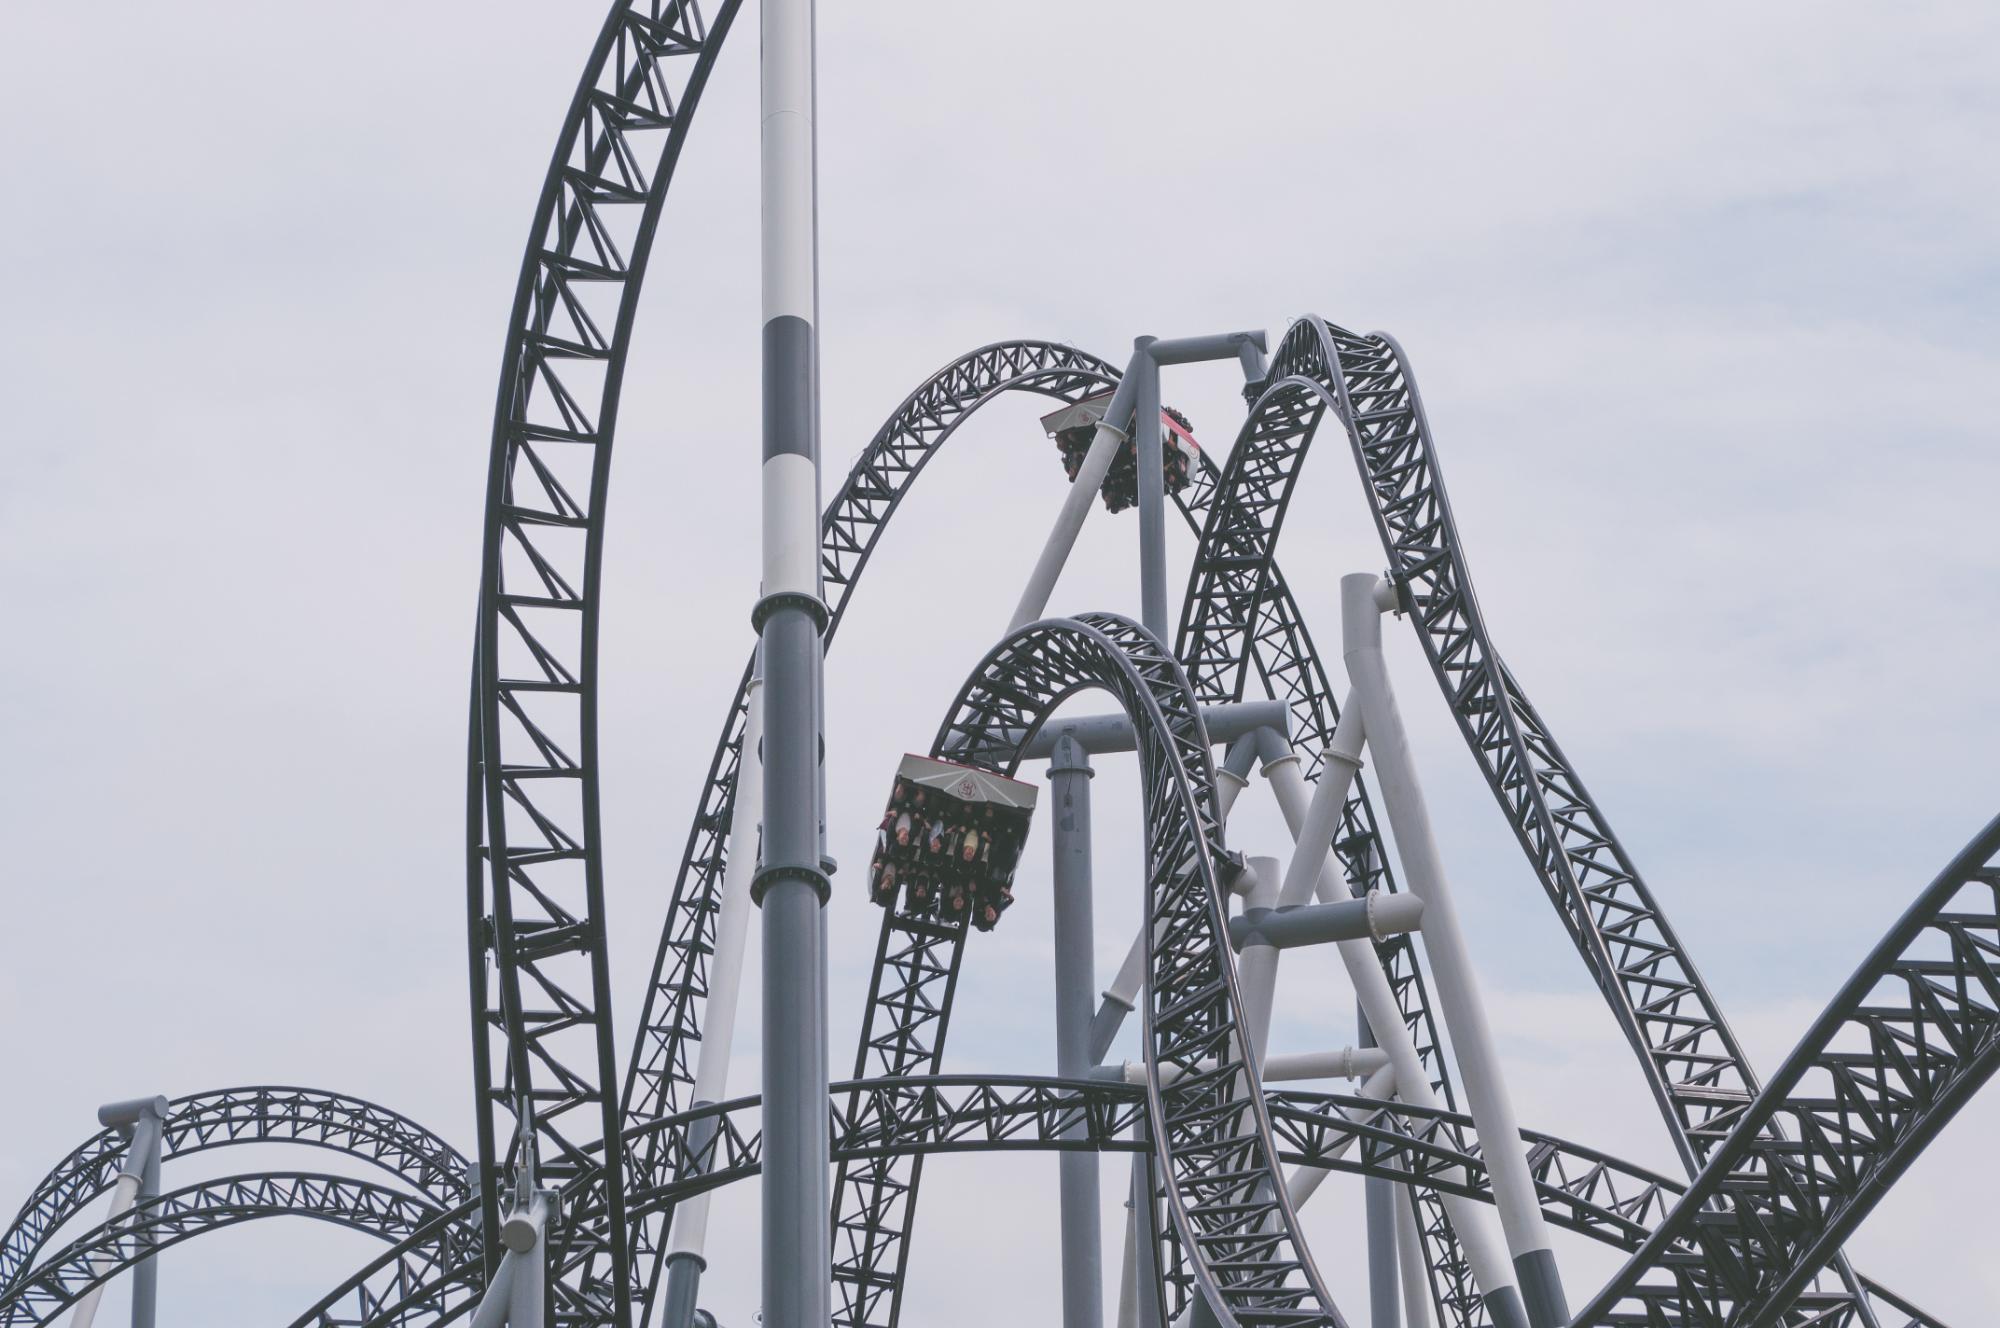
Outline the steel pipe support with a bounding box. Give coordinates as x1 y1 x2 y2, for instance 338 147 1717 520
1341 573 1566 1328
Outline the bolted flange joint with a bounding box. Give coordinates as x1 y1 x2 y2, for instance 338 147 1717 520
750 589 830 634
751 862 832 907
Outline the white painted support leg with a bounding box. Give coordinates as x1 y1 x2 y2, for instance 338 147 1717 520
1341 574 1566 1328
1260 736 1529 1328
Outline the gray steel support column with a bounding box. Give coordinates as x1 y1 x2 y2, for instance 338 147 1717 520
503 1194 549 1328
1130 1150 1164 1328
1341 574 1562 1328
132 1120 161 1328
1361 1005 1400 1328
1049 733 1103 1328
72 1098 167 1328
1132 336 1167 639
757 0 830 1323
1395 1187 1437 1328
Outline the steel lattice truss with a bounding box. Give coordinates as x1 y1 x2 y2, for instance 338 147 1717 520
1576 818 2000 1328
5 1 1993 1324
462 5 742 1325
0 1087 466 1293
827 614 1345 1327
0 1174 440 1326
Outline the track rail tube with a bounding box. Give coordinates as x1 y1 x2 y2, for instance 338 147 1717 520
1341 574 1566 1328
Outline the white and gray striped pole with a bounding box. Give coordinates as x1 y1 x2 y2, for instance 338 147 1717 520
755 1 831 1325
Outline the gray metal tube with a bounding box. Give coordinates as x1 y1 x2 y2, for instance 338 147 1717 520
65 1174 139 1328
1049 735 1103 1328
661 669 763 1324
1341 574 1563 1328
1234 856 1284 1058
1396 1186 1438 1328
1145 329 1267 366
1132 337 1168 639
757 0 830 1322
132 1123 160 1328
1261 740 1527 1326
1010 376 1139 633
1229 893 1424 952
1130 1151 1163 1328
72 1098 167 1328
1362 1005 1400 1328
505 1196 547 1328
1016 701 1289 761
466 1255 517 1328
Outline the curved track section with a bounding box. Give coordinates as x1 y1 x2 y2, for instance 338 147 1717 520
1188 314 1931 1326
462 4 742 1324
619 337 1464 1325
0 1173 438 1326
619 340 1123 1306
0 1087 465 1294
834 614 1341 1328
313 1068 1695 1328
1577 813 2000 1328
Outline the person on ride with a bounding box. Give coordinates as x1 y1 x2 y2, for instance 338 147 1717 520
873 860 896 904
959 821 980 864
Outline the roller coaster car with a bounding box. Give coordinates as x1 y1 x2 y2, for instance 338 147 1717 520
1042 392 1200 513
867 753 1036 932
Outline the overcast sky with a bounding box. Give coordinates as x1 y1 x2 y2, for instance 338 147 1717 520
2 2 1997 1324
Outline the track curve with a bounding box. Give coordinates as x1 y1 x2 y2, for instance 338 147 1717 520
834 613 1342 1328
462 5 743 1323
307 1066 1695 1328
0 1086 465 1295
1577 812 2000 1328
0 1173 439 1327
1187 314 1937 1328
615 336 1466 1327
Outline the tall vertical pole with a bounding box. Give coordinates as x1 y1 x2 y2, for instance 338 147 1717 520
1340 574 1566 1328
1131 338 1167 640
1049 733 1103 1328
1360 1003 1400 1328
757 0 831 1324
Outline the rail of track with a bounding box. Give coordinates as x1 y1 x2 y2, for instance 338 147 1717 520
0 1173 442 1327
0 1087 465 1294
461 5 743 1325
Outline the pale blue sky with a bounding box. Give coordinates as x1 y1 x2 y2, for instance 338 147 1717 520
2 2 1996 1323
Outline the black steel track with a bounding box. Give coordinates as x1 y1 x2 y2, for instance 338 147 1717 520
0 1173 441 1327
834 614 1344 1328
1575 813 2000 1328
301 1064 1690 1328
0 1086 465 1296
462 5 742 1326
1186 314 1941 1328
615 337 1465 1328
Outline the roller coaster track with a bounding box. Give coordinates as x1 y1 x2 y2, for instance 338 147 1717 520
1576 814 2000 1328
462 3 741 1325
0 1087 465 1294
301 1064 1686 1328
615 339 1467 1327
0 1173 439 1327
1184 314 1941 1328
834 613 1344 1327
